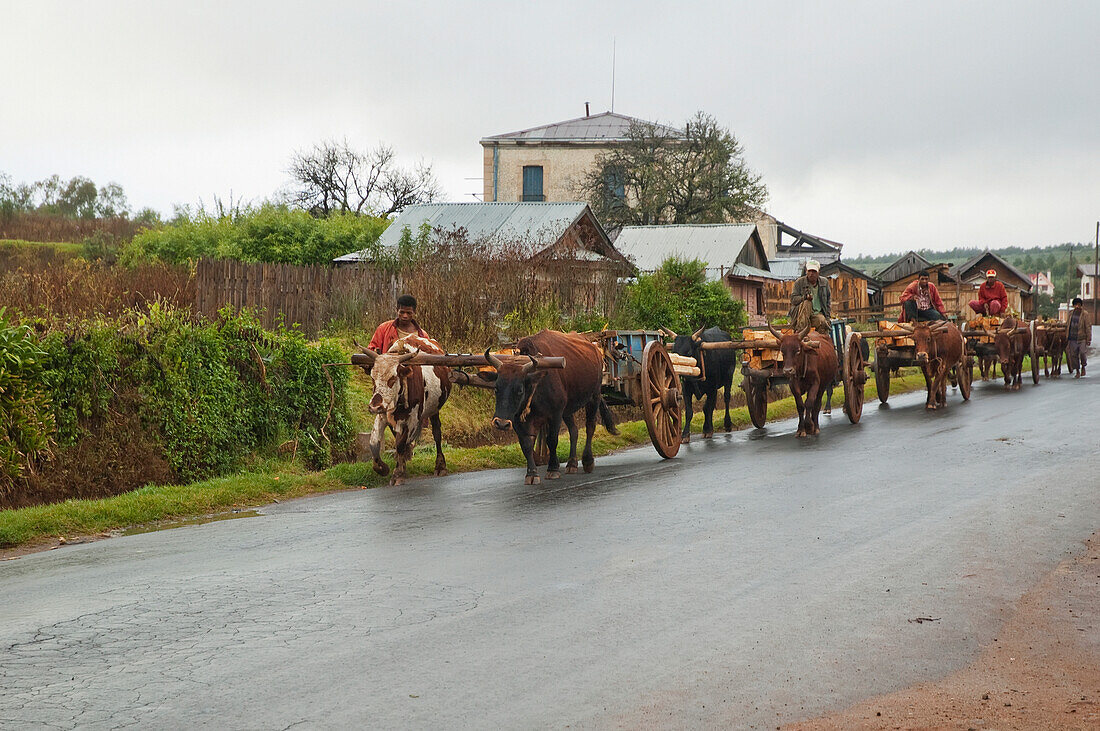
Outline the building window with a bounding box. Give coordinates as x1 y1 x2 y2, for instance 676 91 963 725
522 166 544 201
604 167 626 207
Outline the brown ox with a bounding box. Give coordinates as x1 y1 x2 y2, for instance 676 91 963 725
356 335 451 485
901 320 965 410
1039 323 1068 377
483 330 617 485
768 324 838 437
988 317 1030 391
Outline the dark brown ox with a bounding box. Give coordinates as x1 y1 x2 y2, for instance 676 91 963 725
768 324 838 437
484 330 617 485
1038 322 1068 377
988 317 1031 391
356 336 452 485
901 320 965 410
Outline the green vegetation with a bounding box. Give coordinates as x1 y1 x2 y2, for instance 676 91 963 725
623 256 747 333
0 369 930 549
0 238 84 256
124 204 389 265
0 309 54 484
1 305 352 507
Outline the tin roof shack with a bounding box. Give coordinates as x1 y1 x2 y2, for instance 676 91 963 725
950 251 1034 318
613 223 774 323
334 202 631 308
762 259 881 322
480 111 686 204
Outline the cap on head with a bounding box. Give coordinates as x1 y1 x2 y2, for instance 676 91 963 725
805 260 820 273
985 269 997 278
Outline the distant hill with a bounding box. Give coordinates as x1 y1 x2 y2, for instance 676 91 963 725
846 243 1097 304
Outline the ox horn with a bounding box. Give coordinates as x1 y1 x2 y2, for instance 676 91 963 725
797 325 811 340
896 323 915 334
658 326 678 339
484 348 504 369
691 326 705 343
930 321 949 332
767 323 784 340
352 338 377 362
522 355 538 374
395 348 420 364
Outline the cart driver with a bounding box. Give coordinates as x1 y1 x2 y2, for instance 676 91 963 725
899 270 947 322
368 294 430 354
789 260 831 336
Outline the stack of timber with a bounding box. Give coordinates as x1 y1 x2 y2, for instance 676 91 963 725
741 328 788 369
669 352 701 378
964 316 1005 343
878 320 915 347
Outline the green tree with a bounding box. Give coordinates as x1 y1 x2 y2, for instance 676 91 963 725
622 257 746 333
579 111 768 234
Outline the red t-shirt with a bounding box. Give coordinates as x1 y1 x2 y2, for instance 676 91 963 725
368 319 428 354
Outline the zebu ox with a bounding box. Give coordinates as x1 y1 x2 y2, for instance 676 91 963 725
902 320 965 410
1039 322 1068 377
484 330 617 485
668 326 736 443
355 334 451 485
768 324 838 437
988 317 1031 391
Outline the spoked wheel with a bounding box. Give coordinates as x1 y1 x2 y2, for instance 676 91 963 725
744 378 768 429
641 341 682 459
874 351 891 403
1029 320 1040 385
957 355 973 400
843 331 866 423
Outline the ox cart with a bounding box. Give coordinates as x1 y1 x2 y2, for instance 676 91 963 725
697 320 858 429
959 316 1039 385
842 320 973 418
447 330 696 461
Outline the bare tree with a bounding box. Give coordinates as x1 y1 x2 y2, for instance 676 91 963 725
287 139 440 217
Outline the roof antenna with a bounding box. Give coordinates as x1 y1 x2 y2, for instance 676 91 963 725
611 38 616 112
585 101 590 117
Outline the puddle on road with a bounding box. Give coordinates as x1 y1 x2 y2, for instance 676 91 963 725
120 510 261 536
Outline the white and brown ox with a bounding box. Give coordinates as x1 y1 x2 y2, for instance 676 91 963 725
768 324 838 437
898 320 965 409
356 335 451 485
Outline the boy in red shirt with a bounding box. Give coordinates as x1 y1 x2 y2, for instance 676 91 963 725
969 269 1008 316
368 294 430 353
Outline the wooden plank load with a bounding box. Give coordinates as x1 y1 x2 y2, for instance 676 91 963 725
741 327 788 370
668 352 701 378
878 320 915 347
965 315 1005 344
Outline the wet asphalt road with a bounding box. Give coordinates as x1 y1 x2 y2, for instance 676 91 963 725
3 358 1099 729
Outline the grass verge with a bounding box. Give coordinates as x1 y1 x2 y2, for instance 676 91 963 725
0 238 84 256
0 371 930 549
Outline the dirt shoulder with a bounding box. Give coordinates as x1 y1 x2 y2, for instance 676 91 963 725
787 533 1100 730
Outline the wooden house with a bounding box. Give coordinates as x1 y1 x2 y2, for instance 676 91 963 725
762 259 881 321
951 251 1034 318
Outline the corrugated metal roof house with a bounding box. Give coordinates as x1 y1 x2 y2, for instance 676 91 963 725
334 201 629 268
481 111 684 144
613 223 773 322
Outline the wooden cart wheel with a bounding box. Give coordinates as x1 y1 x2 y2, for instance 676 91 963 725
957 355 973 400
874 352 891 403
1029 320 1040 385
744 378 768 429
843 331 865 423
641 340 682 459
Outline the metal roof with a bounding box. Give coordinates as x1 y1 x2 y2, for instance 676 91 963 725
481 111 685 144
1078 263 1100 276
614 224 760 272
950 250 1032 289
765 259 805 280
334 202 606 262
729 263 777 280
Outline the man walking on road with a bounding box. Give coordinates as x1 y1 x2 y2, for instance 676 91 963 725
789 260 831 336
1066 297 1092 377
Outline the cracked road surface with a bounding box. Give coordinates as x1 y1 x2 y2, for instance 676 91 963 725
2 368 1098 729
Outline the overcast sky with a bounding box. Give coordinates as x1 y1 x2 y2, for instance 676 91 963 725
2 1 1098 256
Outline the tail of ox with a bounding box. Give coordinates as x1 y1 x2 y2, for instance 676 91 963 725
483 329 615 485
899 320 964 410
768 324 838 437
354 336 452 485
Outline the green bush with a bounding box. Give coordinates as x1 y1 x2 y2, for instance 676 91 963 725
123 204 389 266
12 305 353 502
0 309 54 487
622 257 746 333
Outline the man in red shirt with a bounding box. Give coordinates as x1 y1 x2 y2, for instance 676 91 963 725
969 269 1009 316
368 294 430 353
899 270 947 322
